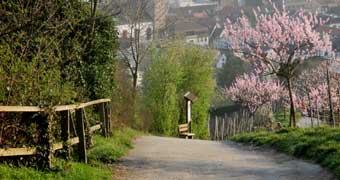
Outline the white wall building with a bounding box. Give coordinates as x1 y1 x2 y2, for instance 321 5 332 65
116 22 154 42
185 35 209 47
176 0 218 7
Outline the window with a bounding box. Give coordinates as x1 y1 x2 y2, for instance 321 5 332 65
146 28 152 40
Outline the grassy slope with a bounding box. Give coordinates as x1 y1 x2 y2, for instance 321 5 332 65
0 128 141 180
231 128 340 178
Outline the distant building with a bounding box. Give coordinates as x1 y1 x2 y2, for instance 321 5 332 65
154 0 167 37
173 20 210 47
174 0 218 7
116 22 153 42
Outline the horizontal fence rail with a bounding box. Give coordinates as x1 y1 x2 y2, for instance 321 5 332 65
0 99 111 112
0 99 112 168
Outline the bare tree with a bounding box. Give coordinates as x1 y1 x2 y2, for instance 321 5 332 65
116 0 153 93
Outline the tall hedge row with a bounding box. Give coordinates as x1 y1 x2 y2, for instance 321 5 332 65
144 43 215 139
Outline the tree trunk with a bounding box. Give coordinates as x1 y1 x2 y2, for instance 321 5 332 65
132 73 138 93
317 106 320 127
308 94 313 128
287 78 296 127
326 69 335 127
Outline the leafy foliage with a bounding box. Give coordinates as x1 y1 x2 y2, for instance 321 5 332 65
144 42 215 138
0 0 118 106
0 0 118 147
143 46 183 136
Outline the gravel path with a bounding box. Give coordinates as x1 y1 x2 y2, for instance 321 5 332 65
115 136 334 180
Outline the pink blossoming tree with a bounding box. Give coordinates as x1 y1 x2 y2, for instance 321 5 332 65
223 1 334 127
226 72 284 115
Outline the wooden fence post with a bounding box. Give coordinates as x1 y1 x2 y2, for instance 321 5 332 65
37 113 53 169
99 103 107 137
76 108 87 163
61 110 71 160
105 102 112 136
215 116 218 141
83 109 92 148
222 118 225 141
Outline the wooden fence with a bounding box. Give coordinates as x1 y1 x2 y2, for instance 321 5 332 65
209 110 269 141
0 99 112 168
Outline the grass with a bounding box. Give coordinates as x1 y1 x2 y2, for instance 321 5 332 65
231 127 340 179
88 128 142 163
0 160 111 180
0 128 141 180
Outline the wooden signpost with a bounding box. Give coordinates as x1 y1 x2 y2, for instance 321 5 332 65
184 92 197 134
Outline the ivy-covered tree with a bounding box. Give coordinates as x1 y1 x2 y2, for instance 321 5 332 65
0 0 118 148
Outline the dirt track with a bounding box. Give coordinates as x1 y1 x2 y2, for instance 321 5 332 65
115 136 333 180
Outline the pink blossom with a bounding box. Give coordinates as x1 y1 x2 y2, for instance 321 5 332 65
223 1 334 74
226 73 284 114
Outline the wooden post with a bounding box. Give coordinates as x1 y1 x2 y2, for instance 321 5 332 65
317 106 320 127
222 118 225 141
225 114 229 138
233 116 236 136
76 108 87 163
99 103 107 137
37 113 53 169
105 102 112 136
184 92 197 135
60 110 71 160
215 116 218 140
83 109 92 148
186 100 192 133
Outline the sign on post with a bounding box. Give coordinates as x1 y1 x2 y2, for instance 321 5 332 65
184 92 197 133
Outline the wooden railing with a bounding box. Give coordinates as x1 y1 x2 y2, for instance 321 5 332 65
0 99 112 168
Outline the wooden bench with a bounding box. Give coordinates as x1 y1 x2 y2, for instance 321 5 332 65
178 123 195 139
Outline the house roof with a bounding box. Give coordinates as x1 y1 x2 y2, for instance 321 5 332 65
174 20 209 34
168 3 217 17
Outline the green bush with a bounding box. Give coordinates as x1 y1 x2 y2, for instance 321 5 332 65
144 42 215 138
231 127 340 178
